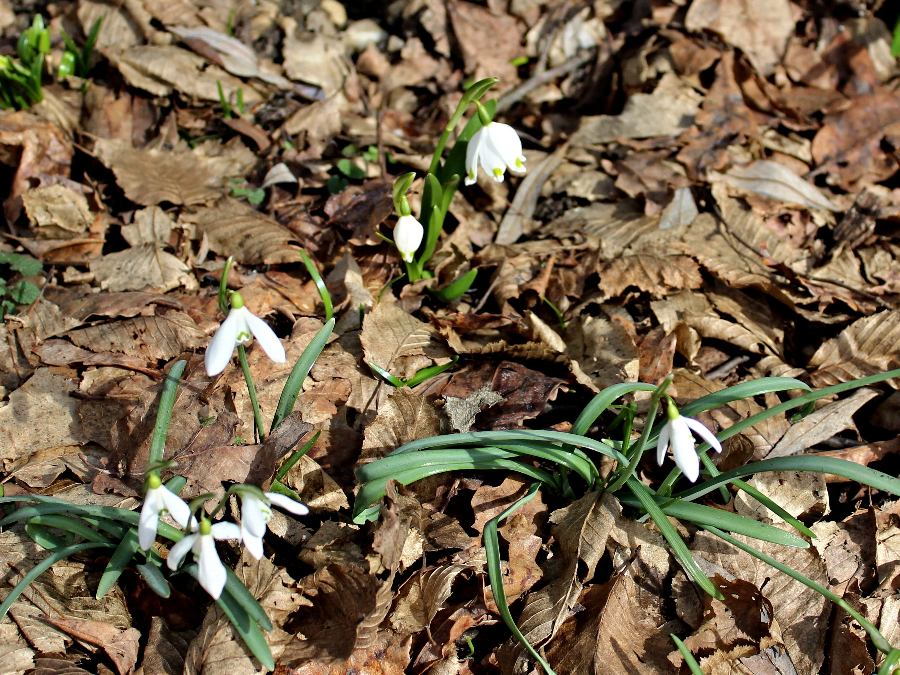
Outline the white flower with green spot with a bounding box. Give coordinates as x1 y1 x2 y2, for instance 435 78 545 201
138 473 192 551
464 121 526 185
205 292 285 377
656 399 722 482
238 490 309 560
166 517 241 600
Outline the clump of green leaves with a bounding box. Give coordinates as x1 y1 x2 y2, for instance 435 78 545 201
327 144 389 194
228 178 265 206
216 81 245 119
354 371 900 674
0 15 50 109
0 251 42 318
58 16 103 80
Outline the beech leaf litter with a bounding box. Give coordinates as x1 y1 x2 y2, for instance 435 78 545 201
0 1 899 674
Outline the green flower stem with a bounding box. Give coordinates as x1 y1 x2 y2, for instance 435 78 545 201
237 344 265 443
707 525 894 655
878 649 900 675
605 382 669 494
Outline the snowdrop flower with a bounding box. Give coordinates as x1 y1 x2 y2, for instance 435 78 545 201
393 214 424 263
465 121 526 186
205 292 285 377
167 517 241 599
138 473 192 551
656 399 722 482
239 490 309 560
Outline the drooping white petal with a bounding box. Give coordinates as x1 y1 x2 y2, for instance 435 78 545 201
477 135 511 182
138 490 164 550
244 312 286 364
670 417 700 482
266 492 309 516
656 423 671 466
684 417 722 453
465 128 486 185
242 526 265 560
485 123 525 175
159 488 192 529
240 494 270 538
393 215 424 263
167 533 197 570
205 308 245 376
210 521 242 541
196 534 227 599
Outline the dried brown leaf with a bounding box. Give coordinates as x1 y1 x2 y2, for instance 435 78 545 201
187 198 300 264
597 254 702 301
713 160 838 211
574 73 701 145
90 244 197 293
110 45 262 103
42 617 140 675
767 388 878 458
692 531 830 673
499 492 615 671
184 555 299 674
65 310 205 362
808 311 900 387
0 368 82 472
22 185 93 239
361 300 451 381
361 388 442 462
447 1 521 84
391 564 468 636
811 92 900 190
544 572 675 674
0 111 72 221
685 0 794 75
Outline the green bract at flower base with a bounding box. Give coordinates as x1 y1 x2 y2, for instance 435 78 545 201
353 369 900 674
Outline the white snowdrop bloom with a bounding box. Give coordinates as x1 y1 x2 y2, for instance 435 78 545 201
138 473 192 551
656 400 722 482
464 122 526 185
204 292 285 377
392 214 424 263
239 491 309 560
166 518 242 599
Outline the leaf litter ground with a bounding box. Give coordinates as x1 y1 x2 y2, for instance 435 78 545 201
0 0 899 673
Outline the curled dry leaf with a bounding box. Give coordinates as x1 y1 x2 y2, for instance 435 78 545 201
712 160 838 211
691 531 830 674
390 564 468 637
22 184 94 239
361 388 442 462
110 45 263 104
766 387 879 458
498 492 615 672
0 111 73 221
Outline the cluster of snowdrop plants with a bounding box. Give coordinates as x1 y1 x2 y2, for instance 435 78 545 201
354 371 900 675
386 77 525 298
0 257 336 670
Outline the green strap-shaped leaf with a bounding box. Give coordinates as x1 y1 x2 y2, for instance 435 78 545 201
483 483 556 675
626 478 721 599
271 318 335 431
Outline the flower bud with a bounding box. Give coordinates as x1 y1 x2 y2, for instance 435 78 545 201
393 214 424 263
